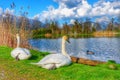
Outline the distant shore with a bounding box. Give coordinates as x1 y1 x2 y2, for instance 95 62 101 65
32 31 120 39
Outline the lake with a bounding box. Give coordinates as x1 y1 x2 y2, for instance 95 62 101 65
29 37 120 63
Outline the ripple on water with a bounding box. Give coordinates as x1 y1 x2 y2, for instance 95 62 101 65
29 37 120 63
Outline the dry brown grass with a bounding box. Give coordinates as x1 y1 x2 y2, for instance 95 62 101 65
44 33 52 38
0 15 31 48
93 31 117 37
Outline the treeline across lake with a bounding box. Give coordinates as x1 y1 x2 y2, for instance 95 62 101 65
0 12 120 41
32 17 120 38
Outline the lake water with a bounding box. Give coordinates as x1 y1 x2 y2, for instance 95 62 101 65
29 37 120 63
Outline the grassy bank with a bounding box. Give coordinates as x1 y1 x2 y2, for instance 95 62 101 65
0 46 120 80
32 33 93 39
32 31 120 39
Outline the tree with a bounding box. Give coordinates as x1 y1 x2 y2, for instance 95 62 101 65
32 19 41 30
63 22 70 34
94 22 102 31
72 19 82 34
83 18 91 33
107 18 114 31
49 21 60 34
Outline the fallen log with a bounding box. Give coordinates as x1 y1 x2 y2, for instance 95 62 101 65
71 56 106 66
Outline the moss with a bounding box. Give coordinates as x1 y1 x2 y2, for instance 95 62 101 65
107 60 116 64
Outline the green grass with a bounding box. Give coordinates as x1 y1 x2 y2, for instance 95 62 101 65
32 33 93 39
0 46 120 80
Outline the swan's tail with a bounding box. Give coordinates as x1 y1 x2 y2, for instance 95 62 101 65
30 62 41 66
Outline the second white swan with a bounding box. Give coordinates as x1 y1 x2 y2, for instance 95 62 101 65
31 36 71 70
11 34 31 60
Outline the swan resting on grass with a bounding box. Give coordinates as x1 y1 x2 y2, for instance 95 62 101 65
31 36 71 70
11 34 31 60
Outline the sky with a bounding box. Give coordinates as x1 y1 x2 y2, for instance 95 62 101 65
0 0 120 24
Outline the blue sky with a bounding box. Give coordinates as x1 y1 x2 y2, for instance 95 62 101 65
0 0 57 17
0 0 93 16
0 0 120 24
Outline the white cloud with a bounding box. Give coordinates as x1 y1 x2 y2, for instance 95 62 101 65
95 16 110 23
70 19 75 24
0 7 15 18
38 4 75 22
4 8 14 15
77 0 91 17
38 0 89 22
34 0 120 23
54 0 82 8
60 7 75 17
33 14 40 20
90 0 120 17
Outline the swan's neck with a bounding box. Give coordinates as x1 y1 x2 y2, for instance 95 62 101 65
61 39 70 59
16 35 20 48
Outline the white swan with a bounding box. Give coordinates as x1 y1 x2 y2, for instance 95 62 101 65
11 34 31 60
31 36 71 70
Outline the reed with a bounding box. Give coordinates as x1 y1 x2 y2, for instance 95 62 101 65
0 14 31 48
93 31 117 37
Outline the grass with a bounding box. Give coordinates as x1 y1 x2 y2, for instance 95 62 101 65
32 33 94 39
0 46 120 80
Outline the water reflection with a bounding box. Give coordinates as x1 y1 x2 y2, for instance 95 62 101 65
29 38 120 63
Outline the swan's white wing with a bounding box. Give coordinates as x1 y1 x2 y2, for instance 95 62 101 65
36 53 71 69
11 48 31 60
22 48 31 55
39 54 69 64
